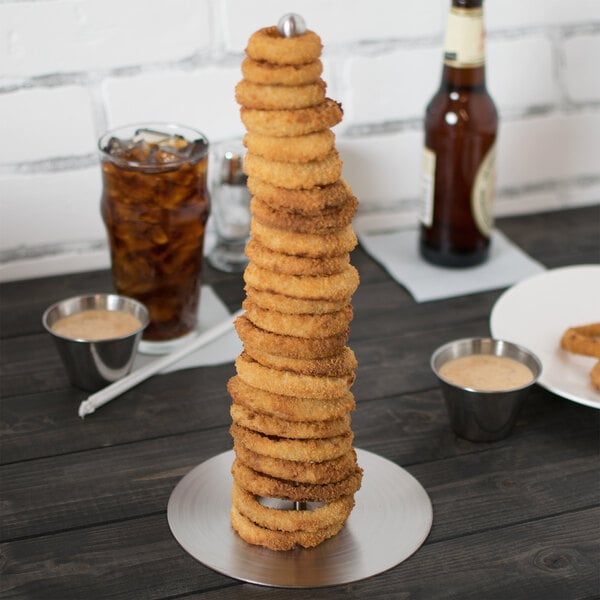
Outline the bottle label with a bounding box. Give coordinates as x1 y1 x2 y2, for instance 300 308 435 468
419 147 436 227
444 7 485 68
471 142 496 237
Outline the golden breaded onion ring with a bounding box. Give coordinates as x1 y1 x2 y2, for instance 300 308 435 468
232 482 354 533
246 26 323 65
231 459 363 503
235 352 354 400
560 322 600 359
235 79 326 110
250 195 358 233
230 505 344 551
228 376 355 422
248 177 351 213
244 262 359 301
244 149 342 189
233 440 359 484
243 130 334 162
231 423 354 463
234 315 348 359
245 286 350 315
245 239 349 276
230 403 352 439
243 300 353 337
240 98 343 137
241 57 323 86
250 220 357 258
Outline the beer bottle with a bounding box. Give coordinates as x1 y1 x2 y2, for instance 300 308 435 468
419 0 498 267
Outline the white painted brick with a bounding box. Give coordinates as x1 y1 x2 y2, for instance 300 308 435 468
337 129 422 207
487 35 559 113
563 34 600 103
103 68 245 143
0 168 103 250
0 0 211 79
0 86 96 163
222 0 442 52
497 110 600 188
494 189 564 217
346 46 441 124
486 0 600 30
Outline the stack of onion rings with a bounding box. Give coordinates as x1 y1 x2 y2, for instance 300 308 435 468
229 18 363 551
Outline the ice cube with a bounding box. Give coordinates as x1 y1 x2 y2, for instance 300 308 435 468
105 136 134 158
133 128 172 145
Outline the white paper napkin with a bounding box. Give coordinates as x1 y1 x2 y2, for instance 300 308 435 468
358 228 545 303
132 285 242 373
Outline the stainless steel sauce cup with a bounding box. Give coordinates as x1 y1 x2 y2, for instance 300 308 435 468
43 294 149 391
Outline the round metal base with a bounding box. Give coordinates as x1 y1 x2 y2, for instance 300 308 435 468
167 448 433 588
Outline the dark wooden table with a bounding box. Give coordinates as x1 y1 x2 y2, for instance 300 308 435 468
1 206 599 600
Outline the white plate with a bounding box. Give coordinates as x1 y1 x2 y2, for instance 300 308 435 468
490 265 600 409
167 449 433 588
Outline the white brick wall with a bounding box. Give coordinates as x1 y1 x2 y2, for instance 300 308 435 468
0 0 599 280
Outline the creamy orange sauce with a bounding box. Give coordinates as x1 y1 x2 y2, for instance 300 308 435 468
439 354 533 391
52 309 142 341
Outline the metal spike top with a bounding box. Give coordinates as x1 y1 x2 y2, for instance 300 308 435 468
277 13 307 38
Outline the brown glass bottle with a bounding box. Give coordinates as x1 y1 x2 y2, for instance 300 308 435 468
419 0 498 267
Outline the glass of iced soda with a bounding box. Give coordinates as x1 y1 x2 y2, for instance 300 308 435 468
98 123 210 354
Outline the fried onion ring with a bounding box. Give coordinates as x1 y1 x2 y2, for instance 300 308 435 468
243 130 334 162
240 98 343 137
231 423 354 462
244 149 342 189
246 27 323 66
591 361 600 390
232 483 354 533
230 404 351 439
230 505 344 551
243 345 357 377
244 262 359 301
560 322 600 359
250 220 357 258
245 239 349 276
243 300 353 337
235 79 326 110
234 440 359 484
234 315 348 359
250 195 358 234
245 286 350 315
231 459 362 503
241 57 323 86
235 352 355 400
228 376 355 422
248 177 351 213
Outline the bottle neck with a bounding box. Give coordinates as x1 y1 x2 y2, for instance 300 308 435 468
441 63 486 90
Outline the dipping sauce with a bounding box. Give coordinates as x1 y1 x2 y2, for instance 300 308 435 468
51 310 142 341
439 354 534 391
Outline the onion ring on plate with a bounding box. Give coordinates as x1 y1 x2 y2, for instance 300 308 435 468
244 149 342 189
240 98 343 137
246 27 323 65
241 57 323 86
243 130 334 163
250 220 357 257
230 403 351 439
228 376 356 421
243 345 357 377
230 505 344 551
250 195 358 234
245 286 350 315
243 262 359 301
235 353 355 400
245 239 349 276
560 322 600 358
248 177 351 213
235 79 326 110
234 315 348 359
230 423 354 462
233 440 359 484
232 482 354 533
591 361 600 390
231 459 363 503
243 300 353 337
